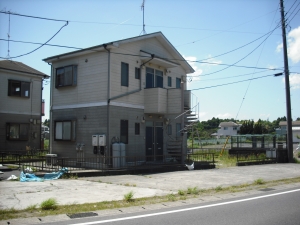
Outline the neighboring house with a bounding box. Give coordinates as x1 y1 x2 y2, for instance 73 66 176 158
0 60 49 151
216 122 241 138
276 121 300 143
43 32 196 164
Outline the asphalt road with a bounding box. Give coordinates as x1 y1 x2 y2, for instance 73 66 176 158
37 186 300 225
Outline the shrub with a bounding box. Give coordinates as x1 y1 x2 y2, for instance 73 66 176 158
253 178 265 185
123 191 134 202
178 190 185 195
41 198 58 210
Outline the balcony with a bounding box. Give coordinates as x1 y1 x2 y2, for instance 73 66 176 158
144 88 167 114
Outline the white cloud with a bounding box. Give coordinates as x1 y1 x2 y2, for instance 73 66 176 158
216 113 232 119
203 54 222 66
287 26 300 63
183 56 203 87
276 26 300 63
276 43 283 53
281 73 300 89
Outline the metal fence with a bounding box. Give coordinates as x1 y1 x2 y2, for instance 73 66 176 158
0 152 216 174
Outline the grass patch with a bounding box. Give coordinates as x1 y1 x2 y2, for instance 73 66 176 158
41 198 58 210
123 191 134 202
167 194 176 201
253 178 265 185
178 189 185 195
1 177 300 221
215 186 223 192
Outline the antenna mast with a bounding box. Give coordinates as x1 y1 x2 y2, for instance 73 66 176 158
140 0 146 35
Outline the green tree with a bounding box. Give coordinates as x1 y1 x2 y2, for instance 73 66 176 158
43 119 50 127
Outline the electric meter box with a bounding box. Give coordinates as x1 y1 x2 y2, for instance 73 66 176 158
99 134 106 146
92 135 99 146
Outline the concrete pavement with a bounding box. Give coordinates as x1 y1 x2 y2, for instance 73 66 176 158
0 163 300 212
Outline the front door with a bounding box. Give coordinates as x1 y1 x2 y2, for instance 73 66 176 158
145 121 164 161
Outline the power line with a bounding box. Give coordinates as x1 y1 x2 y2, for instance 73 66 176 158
0 38 283 72
191 74 274 90
0 22 68 59
0 11 68 22
193 23 281 77
197 27 281 62
198 69 273 82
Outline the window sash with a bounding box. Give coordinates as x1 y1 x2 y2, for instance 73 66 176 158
135 67 140 79
120 120 128 144
176 78 181 88
55 121 76 141
55 65 77 88
8 80 30 98
168 76 172 87
121 62 129 86
135 123 140 135
6 123 29 140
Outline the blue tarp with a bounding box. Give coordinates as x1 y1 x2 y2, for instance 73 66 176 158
20 168 68 182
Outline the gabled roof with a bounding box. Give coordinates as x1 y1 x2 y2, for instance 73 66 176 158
0 60 49 78
279 121 300 126
219 121 240 127
43 32 195 74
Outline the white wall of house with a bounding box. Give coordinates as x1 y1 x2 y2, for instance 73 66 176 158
0 70 42 116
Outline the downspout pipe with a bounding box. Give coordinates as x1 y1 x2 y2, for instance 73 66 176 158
48 63 53 154
103 44 111 164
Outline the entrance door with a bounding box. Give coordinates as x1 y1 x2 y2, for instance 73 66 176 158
145 121 164 161
146 122 154 161
155 125 163 160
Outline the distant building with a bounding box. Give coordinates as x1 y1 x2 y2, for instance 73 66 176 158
215 121 241 138
0 60 49 151
276 121 300 143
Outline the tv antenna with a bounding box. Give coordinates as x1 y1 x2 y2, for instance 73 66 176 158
140 0 146 35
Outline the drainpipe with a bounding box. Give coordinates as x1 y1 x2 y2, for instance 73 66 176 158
48 63 53 154
181 78 184 164
103 44 111 165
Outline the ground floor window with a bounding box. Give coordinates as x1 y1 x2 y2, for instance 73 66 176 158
120 120 128 144
55 120 76 141
135 123 140 135
6 123 29 140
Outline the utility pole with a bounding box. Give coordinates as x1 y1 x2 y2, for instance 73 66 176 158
280 0 293 163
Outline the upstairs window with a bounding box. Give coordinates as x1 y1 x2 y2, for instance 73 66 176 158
146 67 163 88
135 67 140 79
224 127 228 130
6 123 29 140
8 80 30 98
176 78 181 88
121 62 129 86
55 65 77 88
168 76 172 87
54 120 76 141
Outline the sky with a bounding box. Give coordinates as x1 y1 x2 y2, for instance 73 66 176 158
0 0 299 122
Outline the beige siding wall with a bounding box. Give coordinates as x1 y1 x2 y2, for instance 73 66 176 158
167 89 182 114
0 70 42 115
144 88 167 113
109 37 188 108
51 51 108 107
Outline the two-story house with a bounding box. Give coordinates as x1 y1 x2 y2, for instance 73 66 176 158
276 121 300 143
43 32 196 165
216 121 241 138
0 60 49 151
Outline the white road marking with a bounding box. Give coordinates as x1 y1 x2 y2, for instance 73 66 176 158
71 188 300 225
